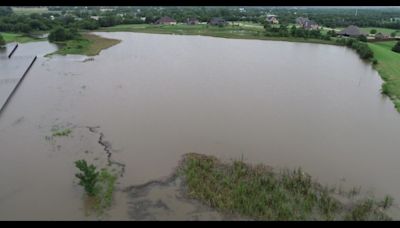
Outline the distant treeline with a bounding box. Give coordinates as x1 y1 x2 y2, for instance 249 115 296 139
1 6 400 35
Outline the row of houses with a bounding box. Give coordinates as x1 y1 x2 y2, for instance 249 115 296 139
154 16 228 26
264 16 320 30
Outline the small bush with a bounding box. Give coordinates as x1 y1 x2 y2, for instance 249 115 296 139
358 35 367 42
75 160 99 197
75 160 117 215
0 33 5 46
379 195 394 209
381 83 390 96
392 41 400 53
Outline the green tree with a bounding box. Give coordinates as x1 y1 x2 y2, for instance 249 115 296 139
0 33 5 46
392 41 400 53
15 23 32 34
370 29 377 34
48 26 79 42
327 30 337 37
390 32 397 38
79 19 99 30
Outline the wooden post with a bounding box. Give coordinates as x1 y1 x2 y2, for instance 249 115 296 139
8 43 19 59
0 56 37 117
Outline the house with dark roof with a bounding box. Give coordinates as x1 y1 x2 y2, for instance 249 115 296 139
303 20 319 30
375 32 389 40
295 17 319 30
295 17 307 26
186 18 199 25
266 14 279 24
155 16 177 25
208 17 228 26
337 25 367 37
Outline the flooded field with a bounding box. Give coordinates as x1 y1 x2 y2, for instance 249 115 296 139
1 32 400 220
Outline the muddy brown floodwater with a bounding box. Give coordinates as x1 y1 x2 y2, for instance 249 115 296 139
1 32 400 220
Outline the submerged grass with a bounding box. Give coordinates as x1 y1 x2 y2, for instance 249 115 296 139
179 153 393 221
52 128 72 137
75 160 118 216
91 168 117 215
98 23 337 46
48 33 121 57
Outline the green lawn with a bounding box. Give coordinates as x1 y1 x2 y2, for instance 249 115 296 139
47 33 121 56
360 27 399 35
368 41 400 111
1 32 45 43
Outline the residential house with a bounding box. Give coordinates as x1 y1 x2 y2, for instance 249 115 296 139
100 8 114 12
186 18 199 25
375 32 389 40
90 16 100 21
337 25 367 37
208 17 228 26
295 17 308 26
266 14 279 24
295 17 319 30
154 16 177 25
390 17 400 22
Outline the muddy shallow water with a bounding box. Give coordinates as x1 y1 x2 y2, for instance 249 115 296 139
1 32 400 220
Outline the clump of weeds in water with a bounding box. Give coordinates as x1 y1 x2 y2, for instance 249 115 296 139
92 168 117 214
75 160 117 216
179 153 394 221
379 195 394 209
75 160 99 197
52 128 72 137
344 197 392 221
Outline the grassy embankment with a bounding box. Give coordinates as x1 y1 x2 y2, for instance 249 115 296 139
98 23 338 46
368 41 400 111
1 32 46 43
179 153 393 221
11 7 49 15
48 33 121 56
